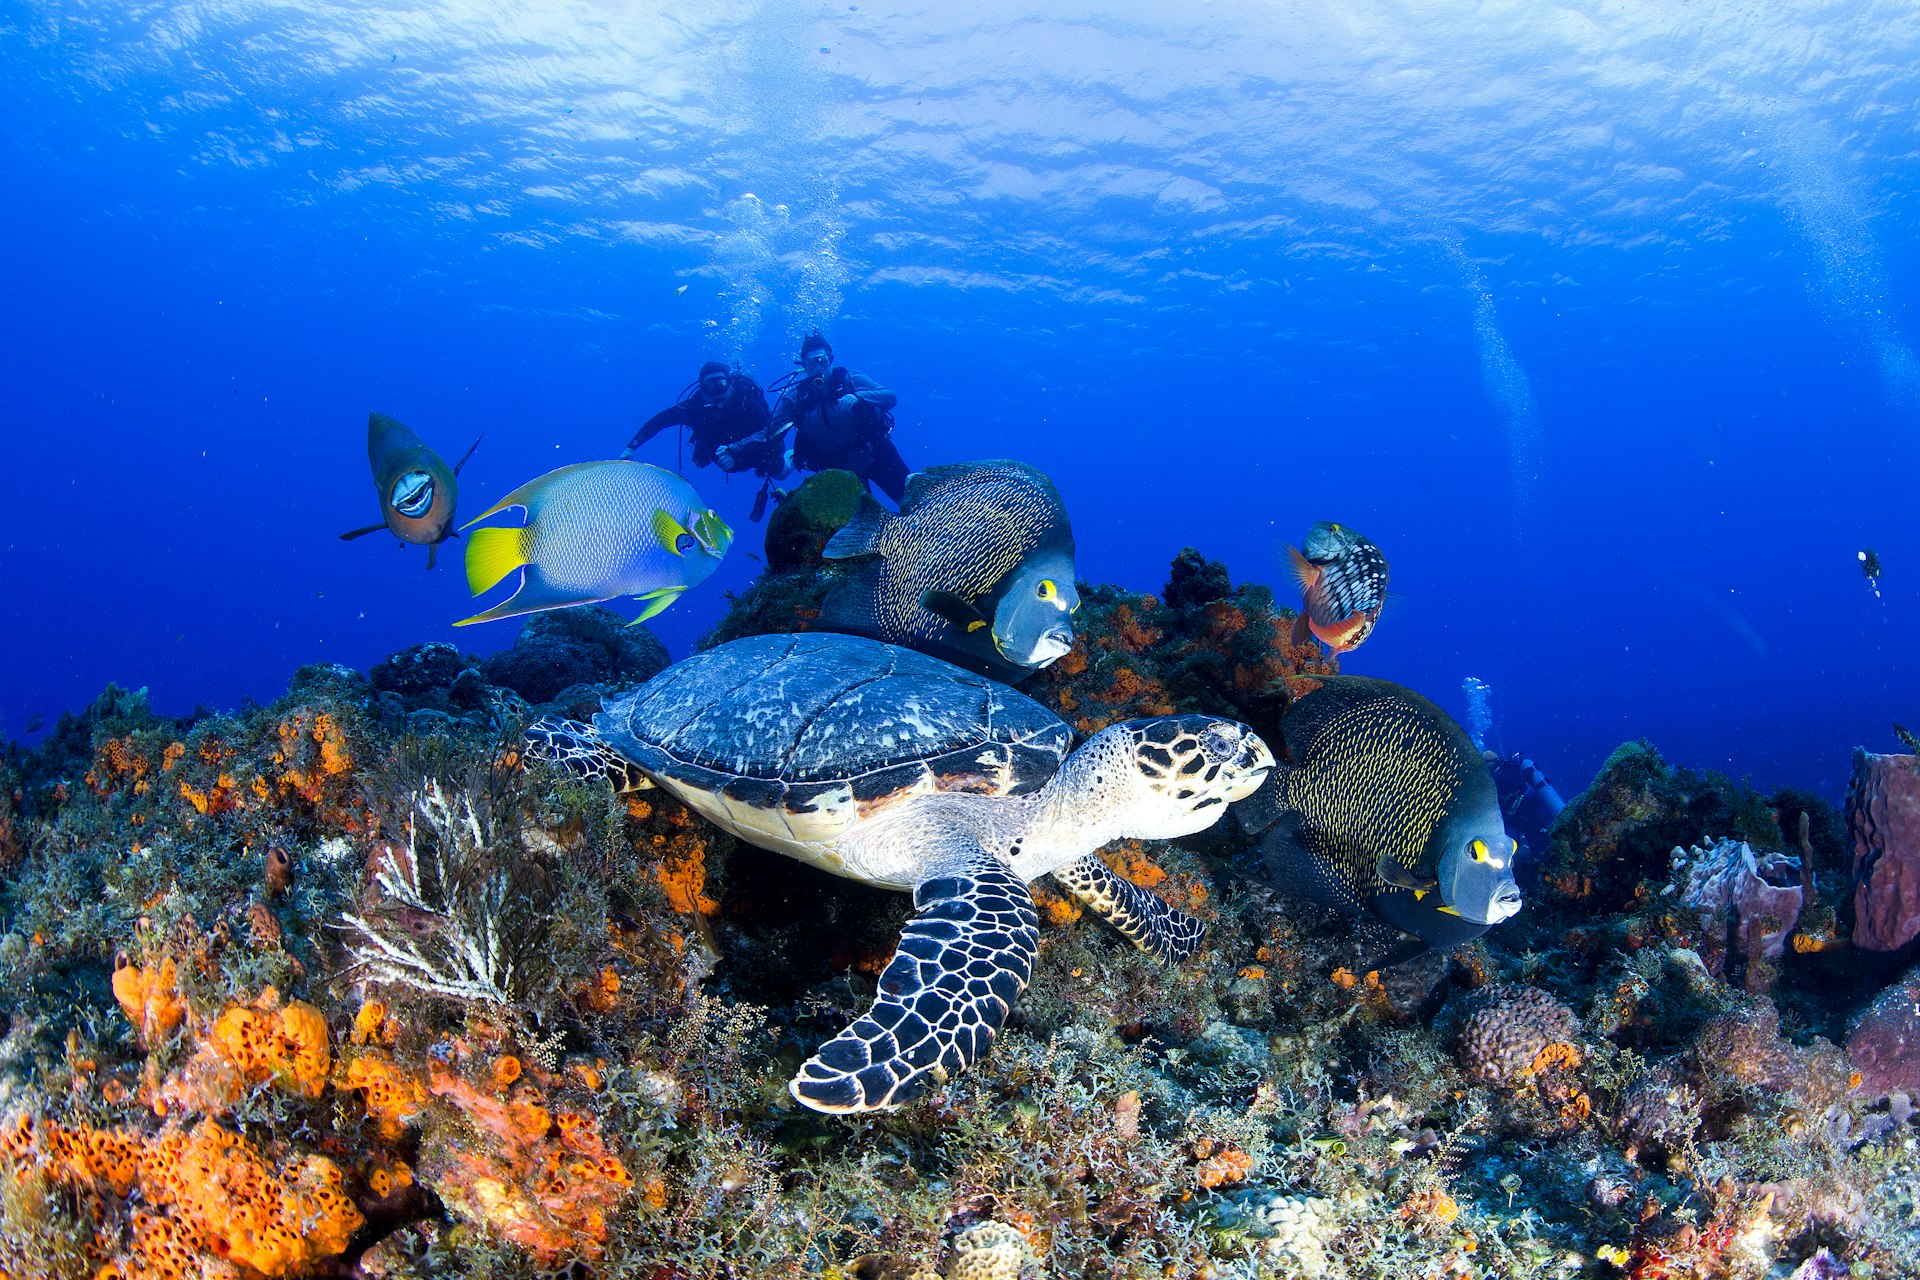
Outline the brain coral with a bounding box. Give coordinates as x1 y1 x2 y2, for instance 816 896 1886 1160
1455 985 1582 1086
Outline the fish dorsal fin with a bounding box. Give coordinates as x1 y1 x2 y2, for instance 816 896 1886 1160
451 435 483 476
1278 676 1423 757
823 495 895 561
922 588 990 631
461 460 620 529
1374 853 1437 894
1285 544 1320 593
900 461 998 510
652 508 692 556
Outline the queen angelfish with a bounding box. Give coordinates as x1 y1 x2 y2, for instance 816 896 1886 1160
339 411 481 569
1236 676 1521 962
456 460 732 627
1286 521 1388 652
820 460 1078 679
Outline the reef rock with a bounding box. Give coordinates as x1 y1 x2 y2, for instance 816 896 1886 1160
763 467 867 572
1846 749 1920 951
1845 961 1920 1098
479 605 669 705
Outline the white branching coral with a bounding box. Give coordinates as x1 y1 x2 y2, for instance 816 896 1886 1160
342 781 518 1008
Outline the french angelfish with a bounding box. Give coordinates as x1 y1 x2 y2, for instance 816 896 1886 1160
1236 675 1521 962
339 411 481 569
1286 521 1388 652
821 460 1078 679
456 460 732 627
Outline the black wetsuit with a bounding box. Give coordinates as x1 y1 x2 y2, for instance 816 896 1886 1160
626 376 774 469
769 367 907 502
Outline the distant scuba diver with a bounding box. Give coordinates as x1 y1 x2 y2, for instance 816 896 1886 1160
622 361 781 475
717 332 908 503
1461 674 1566 860
339 411 480 570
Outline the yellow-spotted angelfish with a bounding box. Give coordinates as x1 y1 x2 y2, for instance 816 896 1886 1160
339 411 481 569
820 460 1077 679
456 460 732 627
1236 675 1520 964
1286 521 1388 653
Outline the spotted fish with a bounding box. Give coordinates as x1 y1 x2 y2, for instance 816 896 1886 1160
457 460 732 627
820 460 1077 679
339 411 480 569
1237 675 1521 960
1287 521 1388 652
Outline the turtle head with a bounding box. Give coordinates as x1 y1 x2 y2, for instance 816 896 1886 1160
1091 715 1274 840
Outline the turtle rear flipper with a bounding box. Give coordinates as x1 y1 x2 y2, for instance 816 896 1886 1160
525 717 653 794
1052 854 1204 963
790 840 1037 1113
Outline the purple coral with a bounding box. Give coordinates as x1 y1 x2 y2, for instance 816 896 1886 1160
1847 749 1920 951
1672 838 1804 985
1454 985 1581 1085
1845 962 1920 1099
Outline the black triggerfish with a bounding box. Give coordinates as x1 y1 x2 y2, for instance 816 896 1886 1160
820 460 1078 680
339 411 480 569
1237 675 1521 962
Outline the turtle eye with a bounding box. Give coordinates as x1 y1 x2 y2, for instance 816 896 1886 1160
1037 579 1056 602
1471 839 1489 862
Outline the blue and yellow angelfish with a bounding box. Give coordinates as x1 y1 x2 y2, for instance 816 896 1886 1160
457 460 732 627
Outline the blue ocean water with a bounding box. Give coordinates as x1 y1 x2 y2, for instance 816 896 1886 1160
2 1 1915 799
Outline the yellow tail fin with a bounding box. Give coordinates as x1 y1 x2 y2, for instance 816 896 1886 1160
465 525 531 596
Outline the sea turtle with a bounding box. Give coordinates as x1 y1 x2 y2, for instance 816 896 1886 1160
529 631 1274 1113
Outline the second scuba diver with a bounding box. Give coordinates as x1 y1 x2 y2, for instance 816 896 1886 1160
717 333 909 503
622 361 784 475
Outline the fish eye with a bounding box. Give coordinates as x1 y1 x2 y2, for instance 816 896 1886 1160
1037 579 1056 602
1471 838 1489 862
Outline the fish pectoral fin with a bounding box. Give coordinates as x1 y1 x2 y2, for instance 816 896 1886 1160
1289 610 1313 648
652 508 692 556
1433 904 1464 917
463 525 532 596
425 542 438 571
1374 854 1438 894
630 587 685 624
921 589 989 630
339 523 388 541
1285 544 1320 592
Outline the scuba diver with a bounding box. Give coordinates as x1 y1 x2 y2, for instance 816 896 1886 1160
717 332 908 503
621 361 781 474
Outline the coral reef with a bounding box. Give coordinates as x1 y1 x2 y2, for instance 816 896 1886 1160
3 550 1919 1280
1847 748 1920 951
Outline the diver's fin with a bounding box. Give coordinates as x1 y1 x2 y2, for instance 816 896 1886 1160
922 589 990 632
339 523 388 541
461 461 616 528
451 435 483 476
630 587 684 624
464 525 532 597
652 508 691 556
1258 812 1364 915
1374 854 1437 894
823 496 894 561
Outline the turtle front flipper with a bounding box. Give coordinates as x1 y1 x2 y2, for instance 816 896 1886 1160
790 841 1037 1113
1052 854 1204 963
525 717 653 794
